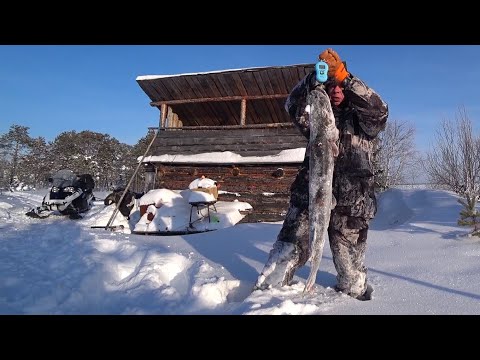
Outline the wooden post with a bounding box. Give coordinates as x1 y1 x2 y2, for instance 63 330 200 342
160 104 167 128
240 98 247 126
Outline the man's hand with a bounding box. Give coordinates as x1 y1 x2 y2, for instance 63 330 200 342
318 48 349 85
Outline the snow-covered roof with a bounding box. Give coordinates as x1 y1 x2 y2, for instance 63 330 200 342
142 148 306 165
135 63 313 81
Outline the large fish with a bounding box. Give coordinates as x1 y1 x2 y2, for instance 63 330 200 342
304 86 339 293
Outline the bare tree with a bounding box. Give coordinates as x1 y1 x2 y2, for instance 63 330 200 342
424 106 480 196
375 119 416 190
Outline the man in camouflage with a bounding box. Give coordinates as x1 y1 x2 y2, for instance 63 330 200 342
254 48 389 300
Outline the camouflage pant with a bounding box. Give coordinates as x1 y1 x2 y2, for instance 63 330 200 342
266 157 376 296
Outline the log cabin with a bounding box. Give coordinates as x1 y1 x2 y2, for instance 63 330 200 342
136 64 314 222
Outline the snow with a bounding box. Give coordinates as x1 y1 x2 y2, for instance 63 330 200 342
135 63 312 81
188 177 217 189
133 189 250 233
187 190 216 203
1 187 480 314
119 184 250 234
142 148 306 164
138 188 183 208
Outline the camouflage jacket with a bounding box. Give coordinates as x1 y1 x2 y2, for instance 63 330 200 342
285 71 388 178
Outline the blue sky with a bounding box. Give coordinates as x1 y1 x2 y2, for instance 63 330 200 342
1 45 479 151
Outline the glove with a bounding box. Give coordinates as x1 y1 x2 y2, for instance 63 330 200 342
318 48 349 85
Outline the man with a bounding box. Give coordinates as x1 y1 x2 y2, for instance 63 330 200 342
254 48 388 301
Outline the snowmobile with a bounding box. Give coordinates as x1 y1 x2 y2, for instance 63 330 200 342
25 169 95 220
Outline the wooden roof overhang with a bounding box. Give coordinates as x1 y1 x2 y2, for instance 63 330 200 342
136 63 315 128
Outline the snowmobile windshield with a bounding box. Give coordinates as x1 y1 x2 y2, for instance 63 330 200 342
51 170 78 188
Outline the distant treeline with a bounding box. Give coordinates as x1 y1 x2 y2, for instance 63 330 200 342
0 124 155 191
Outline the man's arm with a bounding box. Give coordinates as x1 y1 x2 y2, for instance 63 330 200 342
318 48 388 138
284 71 316 139
343 74 388 138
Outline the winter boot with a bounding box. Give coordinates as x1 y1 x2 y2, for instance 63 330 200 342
355 284 374 301
334 283 374 301
253 241 300 290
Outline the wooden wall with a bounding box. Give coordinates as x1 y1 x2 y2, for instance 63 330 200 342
151 125 307 158
148 125 307 222
154 163 301 222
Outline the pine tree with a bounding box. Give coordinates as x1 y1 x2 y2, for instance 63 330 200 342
0 125 33 185
458 193 480 237
20 137 52 189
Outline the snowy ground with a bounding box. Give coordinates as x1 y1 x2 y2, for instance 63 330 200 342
0 188 479 315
